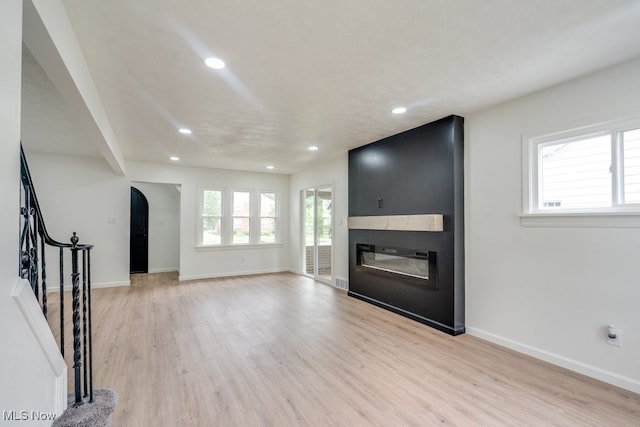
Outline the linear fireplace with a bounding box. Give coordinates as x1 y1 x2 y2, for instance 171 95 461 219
348 115 464 335
356 243 437 289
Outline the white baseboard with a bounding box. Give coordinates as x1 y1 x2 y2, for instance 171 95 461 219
286 270 348 291
148 268 179 274
467 326 640 394
179 268 288 281
92 280 130 289
48 280 131 293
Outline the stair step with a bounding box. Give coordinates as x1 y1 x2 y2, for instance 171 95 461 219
52 389 117 427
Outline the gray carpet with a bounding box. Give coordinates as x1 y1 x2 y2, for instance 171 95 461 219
52 389 117 427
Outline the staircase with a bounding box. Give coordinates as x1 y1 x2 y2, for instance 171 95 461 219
20 146 116 426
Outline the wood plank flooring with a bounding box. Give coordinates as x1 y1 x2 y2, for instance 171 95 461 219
48 272 640 426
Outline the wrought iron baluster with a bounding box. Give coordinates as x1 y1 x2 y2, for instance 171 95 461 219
59 247 64 358
41 233 47 319
29 245 37 297
31 216 39 303
87 248 94 403
82 249 88 398
20 196 31 282
70 232 82 405
20 249 29 281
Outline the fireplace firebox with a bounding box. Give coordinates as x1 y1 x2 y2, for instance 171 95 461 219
356 244 438 290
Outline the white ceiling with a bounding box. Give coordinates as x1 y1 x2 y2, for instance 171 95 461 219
21 0 640 174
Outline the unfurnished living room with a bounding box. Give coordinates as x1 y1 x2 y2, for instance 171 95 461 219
3 0 640 426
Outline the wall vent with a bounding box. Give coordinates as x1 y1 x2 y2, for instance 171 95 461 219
335 277 349 291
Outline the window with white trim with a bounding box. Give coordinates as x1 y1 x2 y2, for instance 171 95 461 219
232 191 251 244
201 189 222 245
524 119 640 214
198 189 280 246
259 192 277 243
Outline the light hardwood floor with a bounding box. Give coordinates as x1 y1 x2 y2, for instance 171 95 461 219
49 272 640 426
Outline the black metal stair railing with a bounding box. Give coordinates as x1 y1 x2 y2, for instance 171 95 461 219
19 145 94 406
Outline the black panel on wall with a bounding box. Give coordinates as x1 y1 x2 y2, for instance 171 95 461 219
348 115 464 335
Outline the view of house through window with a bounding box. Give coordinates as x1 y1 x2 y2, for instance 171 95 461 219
202 189 222 245
623 128 640 204
199 189 279 246
260 192 277 243
528 121 640 213
540 134 612 209
232 191 251 244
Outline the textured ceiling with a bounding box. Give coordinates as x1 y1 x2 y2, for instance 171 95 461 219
22 0 640 174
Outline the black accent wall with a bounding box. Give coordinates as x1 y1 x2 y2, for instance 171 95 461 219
348 115 465 335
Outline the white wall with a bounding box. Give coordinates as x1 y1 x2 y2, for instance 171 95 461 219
23 0 126 175
289 154 349 284
466 57 640 393
127 161 291 280
24 156 292 284
131 182 180 273
1 1 66 423
25 152 131 287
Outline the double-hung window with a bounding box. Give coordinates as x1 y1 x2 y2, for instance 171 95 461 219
260 192 277 243
201 189 222 245
199 188 280 246
232 191 251 244
523 117 640 224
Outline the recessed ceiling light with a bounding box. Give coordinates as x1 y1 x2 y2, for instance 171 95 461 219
170 156 180 161
178 128 192 134
266 165 274 170
308 146 319 151
392 107 407 114
204 57 225 69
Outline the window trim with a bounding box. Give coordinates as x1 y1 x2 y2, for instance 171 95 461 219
197 188 281 247
521 116 640 227
198 187 224 246
231 190 252 245
258 191 279 244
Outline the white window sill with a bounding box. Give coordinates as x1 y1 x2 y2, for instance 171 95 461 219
196 243 283 251
519 211 640 228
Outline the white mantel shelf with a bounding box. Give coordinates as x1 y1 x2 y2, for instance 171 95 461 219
348 214 444 232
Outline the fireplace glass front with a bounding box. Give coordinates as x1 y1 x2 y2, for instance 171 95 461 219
356 244 438 289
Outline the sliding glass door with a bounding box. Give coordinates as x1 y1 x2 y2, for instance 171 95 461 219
303 186 333 284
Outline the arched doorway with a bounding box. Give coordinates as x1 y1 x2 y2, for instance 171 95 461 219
130 186 149 274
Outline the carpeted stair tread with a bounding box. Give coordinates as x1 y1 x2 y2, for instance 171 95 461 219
52 389 117 427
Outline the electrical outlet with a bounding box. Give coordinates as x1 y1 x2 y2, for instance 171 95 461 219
607 325 621 347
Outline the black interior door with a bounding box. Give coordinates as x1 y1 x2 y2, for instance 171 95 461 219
130 187 149 274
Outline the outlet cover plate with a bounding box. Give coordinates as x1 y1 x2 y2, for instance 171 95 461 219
607 328 622 347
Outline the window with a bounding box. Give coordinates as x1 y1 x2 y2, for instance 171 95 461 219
201 189 222 245
198 189 280 247
538 132 612 210
232 191 251 244
524 118 640 216
260 192 277 243
623 128 640 203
